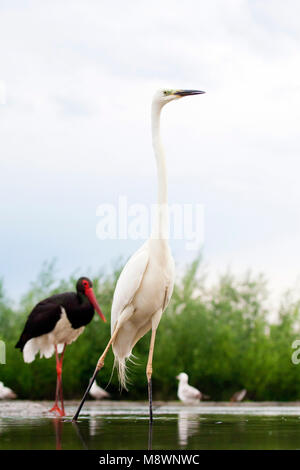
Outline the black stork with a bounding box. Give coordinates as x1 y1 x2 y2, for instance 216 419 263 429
15 277 106 416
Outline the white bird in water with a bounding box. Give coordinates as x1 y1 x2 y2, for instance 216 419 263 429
0 381 17 399
89 381 110 400
176 373 207 404
73 88 205 422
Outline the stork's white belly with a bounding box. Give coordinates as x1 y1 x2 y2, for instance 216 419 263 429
23 309 85 363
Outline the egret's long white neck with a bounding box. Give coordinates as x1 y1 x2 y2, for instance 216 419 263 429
151 102 169 240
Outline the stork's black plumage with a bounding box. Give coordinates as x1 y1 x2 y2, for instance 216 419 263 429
15 277 106 416
15 292 95 352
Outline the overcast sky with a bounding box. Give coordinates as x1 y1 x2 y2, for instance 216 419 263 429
1 0 300 304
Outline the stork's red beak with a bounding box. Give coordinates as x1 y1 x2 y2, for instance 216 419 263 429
85 287 106 322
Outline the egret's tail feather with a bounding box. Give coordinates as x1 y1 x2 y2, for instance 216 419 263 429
104 359 117 391
127 353 139 366
113 355 131 391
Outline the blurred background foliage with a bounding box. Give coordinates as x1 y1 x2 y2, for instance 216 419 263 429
1 257 300 401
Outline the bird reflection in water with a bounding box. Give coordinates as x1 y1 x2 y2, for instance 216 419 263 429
89 417 104 437
52 417 90 450
72 420 88 450
177 412 199 447
52 418 63 450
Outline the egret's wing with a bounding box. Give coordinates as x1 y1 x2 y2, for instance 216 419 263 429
162 256 175 311
111 243 149 333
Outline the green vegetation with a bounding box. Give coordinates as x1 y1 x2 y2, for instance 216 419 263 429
0 258 300 401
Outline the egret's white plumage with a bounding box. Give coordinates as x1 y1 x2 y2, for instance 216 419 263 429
111 240 174 387
176 373 202 404
89 381 110 400
0 381 17 399
110 90 182 388
73 88 205 422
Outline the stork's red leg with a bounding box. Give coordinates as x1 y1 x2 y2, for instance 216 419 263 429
49 346 61 414
49 378 61 414
58 345 66 416
49 345 66 417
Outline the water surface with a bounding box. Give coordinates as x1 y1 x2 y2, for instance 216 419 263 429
1 401 300 450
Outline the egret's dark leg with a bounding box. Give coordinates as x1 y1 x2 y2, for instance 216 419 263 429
148 378 153 423
146 309 162 424
72 307 134 421
72 329 119 421
72 367 100 422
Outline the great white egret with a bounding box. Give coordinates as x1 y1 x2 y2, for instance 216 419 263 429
15 277 106 416
73 88 205 422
